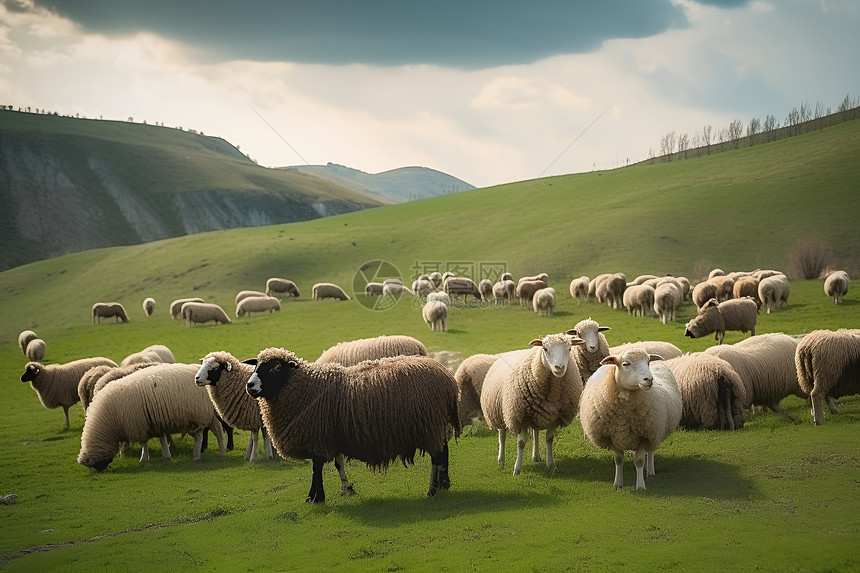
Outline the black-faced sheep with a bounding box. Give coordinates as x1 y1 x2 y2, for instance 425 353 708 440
236 295 281 317
663 353 746 431
195 351 273 461
142 297 156 317
480 333 584 475
120 344 176 367
246 348 461 502
92 302 129 324
684 297 758 345
569 276 589 305
567 317 611 384
181 302 232 326
532 287 556 317
315 335 427 366
823 271 849 304
758 274 790 314
312 282 351 301
515 279 547 306
423 300 449 332
25 338 46 362
454 353 499 428
795 329 860 425
579 349 682 490
21 357 118 428
78 363 226 471
266 277 300 298
18 330 37 357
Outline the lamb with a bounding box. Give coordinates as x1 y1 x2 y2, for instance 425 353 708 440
532 287 557 317
596 273 626 309
92 302 129 324
78 363 226 471
567 317 612 384
236 295 281 317
18 330 37 357
569 276 589 305
710 275 736 303
444 277 481 301
25 338 46 362
423 300 449 332
315 335 427 366
684 297 758 345
454 353 499 428
312 282 351 301
235 290 268 305
480 333 584 475
623 284 655 318
663 353 746 431
195 351 273 461
758 274 790 314
795 329 860 425
120 344 175 367
478 279 494 301
266 277 300 298
492 279 516 305
246 348 461 502
427 291 451 307
170 297 204 319
609 341 682 360
692 281 717 309
579 349 682 490
653 282 683 324
705 333 803 419
181 302 232 326
515 279 547 306
732 276 761 308
20 357 118 428
142 297 156 317
823 271 850 304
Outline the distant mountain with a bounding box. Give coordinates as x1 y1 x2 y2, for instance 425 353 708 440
280 163 475 204
0 111 381 271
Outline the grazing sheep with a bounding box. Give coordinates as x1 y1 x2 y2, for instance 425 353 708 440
20 357 118 428
121 344 176 367
653 282 683 324
195 351 273 461
477 279 493 301
579 349 682 490
675 276 691 300
492 279 516 305
684 297 758 345
518 273 549 285
181 302 232 326
312 282 351 301
692 281 717 309
382 282 414 297
515 279 547 306
569 276 589 305
733 276 761 308
589 273 612 299
623 284 655 318
266 278 300 298
78 365 116 412
609 341 682 360
795 329 860 425
480 333 584 475
315 335 427 366
170 297 204 319
533 287 557 317
412 278 435 297
236 296 281 317
710 275 736 303
423 300 449 332
663 353 746 431
597 273 626 310
25 338 46 362
752 269 783 281
18 330 37 357
705 333 803 419
633 274 659 285
364 282 384 296
444 277 481 301
428 272 444 289
92 302 129 324
235 290 268 305
708 268 725 280
758 274 790 314
823 271 850 304
246 348 461 502
427 291 451 307
454 353 499 428
78 363 226 471
500 272 514 282
567 317 612 384
142 297 156 317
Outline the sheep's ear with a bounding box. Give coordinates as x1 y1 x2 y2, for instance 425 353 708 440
565 329 578 337
600 355 617 366
286 359 299 369
703 298 719 309
529 339 543 347
241 359 258 366
225 361 233 372
648 354 664 362
568 336 585 346
598 326 612 332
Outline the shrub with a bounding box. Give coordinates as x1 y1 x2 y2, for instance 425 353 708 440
787 238 833 279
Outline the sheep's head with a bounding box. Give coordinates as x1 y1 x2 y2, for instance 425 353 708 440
601 349 663 391
247 348 300 399
196 353 232 386
20 362 41 383
684 304 721 339
530 333 583 378
78 449 113 472
566 318 610 354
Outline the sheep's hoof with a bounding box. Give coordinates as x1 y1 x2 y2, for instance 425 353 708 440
341 484 356 496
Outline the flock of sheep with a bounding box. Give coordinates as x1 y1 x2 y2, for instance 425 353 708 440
15 266 858 501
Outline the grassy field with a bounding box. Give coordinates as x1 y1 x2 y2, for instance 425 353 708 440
1 119 858 571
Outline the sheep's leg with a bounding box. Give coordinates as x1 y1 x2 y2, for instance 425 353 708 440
646 450 655 477
306 457 326 503
810 392 827 425
62 407 71 430
210 417 226 459
513 431 527 476
545 425 557 471
193 431 204 462
335 453 355 496
160 435 172 461
611 447 624 489
427 445 450 497
766 402 795 422
496 429 506 468
825 395 839 414
246 431 258 462
139 442 150 463
262 427 275 460
531 429 541 463
634 447 647 490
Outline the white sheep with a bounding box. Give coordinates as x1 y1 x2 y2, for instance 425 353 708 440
315 335 427 366
454 353 499 428
25 338 46 362
492 279 516 305
653 282 683 324
382 282 414 297
567 317 612 384
579 349 682 490
795 329 860 425
518 272 549 285
478 279 494 301
236 295 281 317
569 276 589 305
364 282 384 296
181 302 232 326
732 276 761 308
663 352 747 431
708 268 725 280
758 274 790 314
589 273 612 299
266 278 300 298
515 279 547 306
120 344 176 367
312 282 351 301
532 287 556 317
609 341 682 360
142 297 156 317
480 333 584 475
710 275 736 302
18 330 37 357
427 291 451 307
684 297 758 345
235 290 268 305
92 302 129 324
423 300 449 332
632 274 659 285
823 270 849 304
692 281 717 309
597 273 626 310
623 284 655 318
412 278 435 297
170 297 204 319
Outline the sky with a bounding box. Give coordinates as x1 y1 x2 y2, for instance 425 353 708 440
1 0 858 188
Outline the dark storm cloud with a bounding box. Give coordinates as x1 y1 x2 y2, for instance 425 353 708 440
31 0 703 68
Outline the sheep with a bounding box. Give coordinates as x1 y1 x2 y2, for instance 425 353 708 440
708 268 725 280
364 282 383 296
92 302 129 324
532 287 557 317
120 344 175 367
181 302 232 326
423 300 449 332
235 290 268 305
170 297 204 319
733 276 761 308
492 279 516 305
569 276 589 305
18 330 37 357
633 274 659 285
312 282 351 301
195 351 273 461
500 272 513 282
622 284 655 317
579 349 682 490
684 297 758 345
78 365 116 412
710 275 736 303
758 274 790 314
428 271 444 289
589 273 612 299
705 333 803 419
427 291 451 307
675 276 691 300
653 282 683 324
412 278 435 297
315 335 427 366
692 281 717 309
480 333 584 475
823 270 850 304
663 353 746 431
142 297 156 317
246 348 461 502
444 277 481 301
596 273 626 309
20 357 118 428
266 277 300 298
515 279 547 306
795 329 860 425
454 353 499 428
382 282 414 297
518 272 548 285
78 363 226 471
25 338 46 362
478 279 494 301
567 317 612 384
752 269 783 281
609 341 682 360
236 295 281 317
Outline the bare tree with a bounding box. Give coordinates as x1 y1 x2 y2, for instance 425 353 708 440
763 114 777 141
678 132 689 159
703 124 713 155
747 117 761 146
660 131 676 162
728 119 743 149
691 133 701 157
799 101 811 123
785 107 800 136
837 93 854 119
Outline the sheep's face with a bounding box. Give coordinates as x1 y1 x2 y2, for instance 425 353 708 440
247 358 298 399
602 350 661 391
195 357 228 386
566 320 610 354
684 307 718 339
530 334 582 378
20 363 39 383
